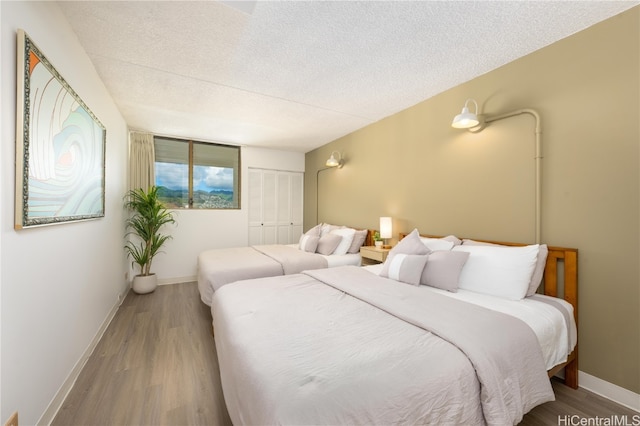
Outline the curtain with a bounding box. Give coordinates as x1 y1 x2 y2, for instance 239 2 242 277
129 131 155 191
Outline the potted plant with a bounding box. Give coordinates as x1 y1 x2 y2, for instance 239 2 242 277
373 231 383 247
124 186 176 294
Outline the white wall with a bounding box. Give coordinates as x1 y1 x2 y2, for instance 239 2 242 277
152 146 305 282
1 2 129 425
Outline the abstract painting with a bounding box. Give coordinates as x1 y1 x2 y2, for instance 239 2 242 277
15 29 106 229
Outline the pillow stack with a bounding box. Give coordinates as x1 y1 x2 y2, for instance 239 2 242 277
380 229 469 292
299 223 368 256
379 229 548 300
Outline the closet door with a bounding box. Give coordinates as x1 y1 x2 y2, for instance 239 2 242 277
248 169 303 246
248 169 277 245
289 172 304 242
261 170 278 244
276 173 292 244
276 172 304 244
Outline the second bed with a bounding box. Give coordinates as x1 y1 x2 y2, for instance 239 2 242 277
197 225 373 305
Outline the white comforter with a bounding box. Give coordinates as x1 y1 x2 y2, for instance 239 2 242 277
198 245 362 306
363 264 577 369
212 266 555 425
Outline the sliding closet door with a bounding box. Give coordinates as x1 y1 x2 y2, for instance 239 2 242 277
248 168 303 246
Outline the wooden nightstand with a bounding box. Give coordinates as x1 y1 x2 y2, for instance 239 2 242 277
360 246 391 265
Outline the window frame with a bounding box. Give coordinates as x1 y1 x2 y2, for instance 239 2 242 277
154 136 241 210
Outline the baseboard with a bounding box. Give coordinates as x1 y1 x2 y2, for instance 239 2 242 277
579 370 640 413
158 276 197 285
37 285 129 426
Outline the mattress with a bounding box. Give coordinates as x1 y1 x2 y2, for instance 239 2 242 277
364 263 577 369
198 244 361 305
286 243 361 267
212 265 563 425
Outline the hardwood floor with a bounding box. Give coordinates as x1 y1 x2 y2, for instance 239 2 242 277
53 282 637 425
52 282 231 426
522 380 638 425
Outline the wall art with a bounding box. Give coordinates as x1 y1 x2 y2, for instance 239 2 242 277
15 29 106 229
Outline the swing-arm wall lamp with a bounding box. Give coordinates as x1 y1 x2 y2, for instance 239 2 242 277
452 100 542 243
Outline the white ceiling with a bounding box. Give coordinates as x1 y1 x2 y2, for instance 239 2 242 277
57 0 637 153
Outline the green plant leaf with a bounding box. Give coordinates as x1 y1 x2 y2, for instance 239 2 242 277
124 186 176 276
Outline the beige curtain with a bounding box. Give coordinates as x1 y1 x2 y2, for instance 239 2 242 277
128 131 155 191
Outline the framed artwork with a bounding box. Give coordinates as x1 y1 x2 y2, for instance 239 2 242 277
15 29 106 229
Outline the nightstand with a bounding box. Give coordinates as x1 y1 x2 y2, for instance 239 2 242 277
360 246 391 265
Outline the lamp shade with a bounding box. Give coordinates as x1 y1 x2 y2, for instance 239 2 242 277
379 217 392 239
326 154 339 167
326 151 343 168
451 99 480 129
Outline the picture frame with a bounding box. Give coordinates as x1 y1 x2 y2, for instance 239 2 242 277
15 29 106 229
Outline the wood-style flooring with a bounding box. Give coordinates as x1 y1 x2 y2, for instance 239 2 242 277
52 282 231 426
53 282 638 425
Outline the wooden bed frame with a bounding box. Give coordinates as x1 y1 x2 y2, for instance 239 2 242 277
364 229 376 247
399 232 579 389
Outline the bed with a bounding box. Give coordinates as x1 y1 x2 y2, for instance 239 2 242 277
211 230 578 425
197 225 374 305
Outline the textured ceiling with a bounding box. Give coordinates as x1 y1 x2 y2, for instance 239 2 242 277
57 1 637 153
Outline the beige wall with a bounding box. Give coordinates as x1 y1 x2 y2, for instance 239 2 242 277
305 8 639 393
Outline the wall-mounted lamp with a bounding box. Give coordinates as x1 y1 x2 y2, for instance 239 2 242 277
379 216 393 248
451 98 543 243
451 99 482 130
325 151 344 168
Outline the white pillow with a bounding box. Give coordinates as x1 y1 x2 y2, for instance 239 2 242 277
329 228 356 256
420 236 455 251
528 244 548 296
320 223 341 237
442 235 462 246
462 239 548 296
452 244 540 300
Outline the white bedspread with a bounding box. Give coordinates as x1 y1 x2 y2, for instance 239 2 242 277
285 244 362 267
198 244 360 306
364 264 577 369
212 265 555 425
197 246 282 306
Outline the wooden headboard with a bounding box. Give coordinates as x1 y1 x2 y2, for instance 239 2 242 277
399 232 579 389
364 229 376 247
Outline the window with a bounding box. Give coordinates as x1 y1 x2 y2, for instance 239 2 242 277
154 136 240 209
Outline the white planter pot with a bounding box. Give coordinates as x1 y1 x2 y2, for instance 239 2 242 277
132 274 157 294
374 241 383 247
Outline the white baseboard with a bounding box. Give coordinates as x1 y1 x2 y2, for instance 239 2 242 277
158 276 197 285
38 285 129 426
579 370 640 413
